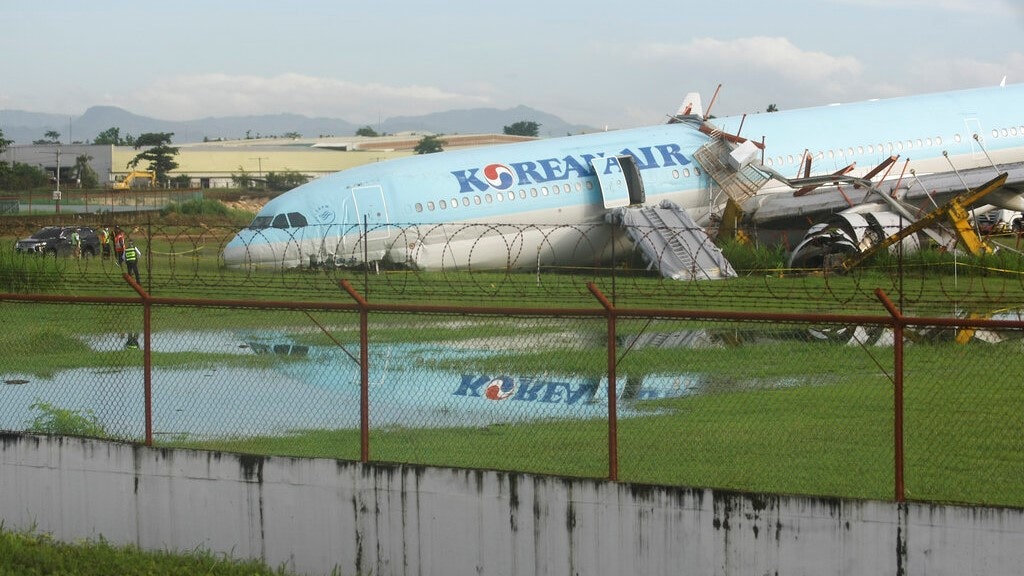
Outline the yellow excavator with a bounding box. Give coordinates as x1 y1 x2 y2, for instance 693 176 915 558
112 170 156 190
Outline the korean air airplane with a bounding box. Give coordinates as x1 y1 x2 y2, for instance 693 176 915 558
222 82 1024 277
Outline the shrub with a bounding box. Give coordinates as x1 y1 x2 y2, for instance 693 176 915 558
25 401 107 437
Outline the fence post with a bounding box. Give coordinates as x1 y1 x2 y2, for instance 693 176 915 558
125 274 153 446
340 279 371 463
876 289 905 502
588 283 618 481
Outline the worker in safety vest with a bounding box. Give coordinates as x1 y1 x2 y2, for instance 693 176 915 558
124 240 141 284
98 227 110 258
113 227 126 265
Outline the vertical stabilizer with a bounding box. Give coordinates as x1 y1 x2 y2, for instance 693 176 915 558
675 93 703 118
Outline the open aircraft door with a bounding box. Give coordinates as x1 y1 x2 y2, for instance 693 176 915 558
591 155 645 209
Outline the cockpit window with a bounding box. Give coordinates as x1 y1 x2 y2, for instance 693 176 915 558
248 212 310 230
248 216 273 230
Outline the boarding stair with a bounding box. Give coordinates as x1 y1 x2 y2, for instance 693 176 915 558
616 200 737 281
692 134 772 205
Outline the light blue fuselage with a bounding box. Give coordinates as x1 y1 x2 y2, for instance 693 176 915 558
223 83 1024 270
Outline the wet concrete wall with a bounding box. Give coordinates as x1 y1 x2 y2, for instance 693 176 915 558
1 434 1022 575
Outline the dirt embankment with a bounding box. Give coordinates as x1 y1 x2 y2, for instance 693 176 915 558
221 196 270 213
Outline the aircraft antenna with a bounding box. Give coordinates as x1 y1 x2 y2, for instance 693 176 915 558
942 151 971 192
704 84 722 120
972 134 1003 176
908 168 941 210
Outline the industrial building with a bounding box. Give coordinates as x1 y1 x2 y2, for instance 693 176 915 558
0 133 532 189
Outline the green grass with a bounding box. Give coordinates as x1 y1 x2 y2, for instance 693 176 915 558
172 339 1023 507
0 527 302 576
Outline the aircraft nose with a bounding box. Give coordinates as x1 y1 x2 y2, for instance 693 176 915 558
223 230 281 269
222 233 252 268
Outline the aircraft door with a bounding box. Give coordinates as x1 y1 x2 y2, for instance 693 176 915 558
351 184 391 240
591 155 645 209
962 117 985 160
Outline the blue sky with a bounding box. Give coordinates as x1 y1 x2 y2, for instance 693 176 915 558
2 0 1022 129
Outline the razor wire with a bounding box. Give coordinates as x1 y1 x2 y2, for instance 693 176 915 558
3 219 1024 312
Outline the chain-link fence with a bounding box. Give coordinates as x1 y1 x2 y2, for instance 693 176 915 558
2 284 1022 508
5 218 1024 311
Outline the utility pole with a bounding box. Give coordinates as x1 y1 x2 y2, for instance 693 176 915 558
53 144 61 214
250 157 268 189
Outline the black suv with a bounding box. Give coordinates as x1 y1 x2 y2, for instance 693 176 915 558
15 226 102 257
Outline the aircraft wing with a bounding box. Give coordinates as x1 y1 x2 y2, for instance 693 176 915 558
742 160 1024 229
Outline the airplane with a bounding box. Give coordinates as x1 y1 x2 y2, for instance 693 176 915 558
222 82 1024 278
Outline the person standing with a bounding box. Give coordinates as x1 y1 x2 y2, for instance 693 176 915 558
69 228 81 259
124 240 141 284
98 226 110 259
113 227 126 265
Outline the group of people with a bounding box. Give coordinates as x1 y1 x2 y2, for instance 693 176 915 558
97 226 142 284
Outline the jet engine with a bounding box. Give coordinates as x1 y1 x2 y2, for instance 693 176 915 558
788 211 922 269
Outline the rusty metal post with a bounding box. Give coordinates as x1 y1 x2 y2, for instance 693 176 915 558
588 283 618 481
876 289 905 502
340 279 371 463
125 273 153 446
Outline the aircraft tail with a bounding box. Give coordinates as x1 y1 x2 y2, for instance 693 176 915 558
674 92 703 119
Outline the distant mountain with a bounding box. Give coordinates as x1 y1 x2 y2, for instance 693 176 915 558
379 105 593 138
0 105 595 145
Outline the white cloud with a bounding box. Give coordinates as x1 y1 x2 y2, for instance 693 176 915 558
124 73 493 122
639 37 863 84
903 52 1024 91
836 0 1017 13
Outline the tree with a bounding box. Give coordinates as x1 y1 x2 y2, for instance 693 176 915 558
73 154 99 188
33 130 61 145
282 131 302 140
265 169 312 192
94 127 126 145
503 121 540 137
766 104 779 113
413 134 445 155
170 174 192 188
232 166 255 189
0 162 49 190
355 126 379 137
0 128 11 154
127 132 179 184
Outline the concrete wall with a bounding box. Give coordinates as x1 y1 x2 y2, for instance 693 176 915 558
1 433 1022 576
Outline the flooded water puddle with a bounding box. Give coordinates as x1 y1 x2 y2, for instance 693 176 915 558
0 330 701 440
4 318 1018 441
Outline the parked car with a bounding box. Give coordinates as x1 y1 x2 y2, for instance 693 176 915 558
14 226 102 257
